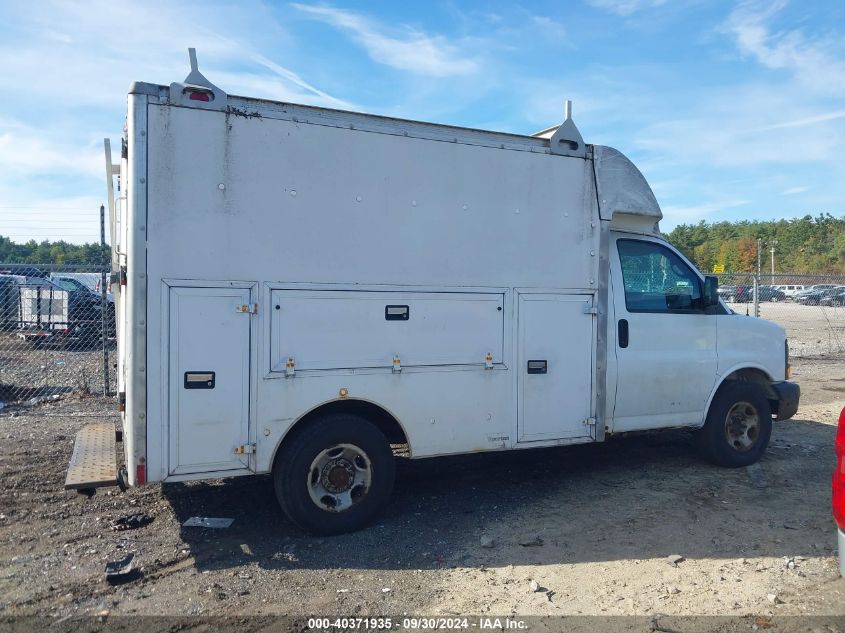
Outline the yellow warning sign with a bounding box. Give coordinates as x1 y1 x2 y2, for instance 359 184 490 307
712 264 725 273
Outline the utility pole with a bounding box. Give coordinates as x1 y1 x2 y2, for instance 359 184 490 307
754 238 762 317
769 239 779 284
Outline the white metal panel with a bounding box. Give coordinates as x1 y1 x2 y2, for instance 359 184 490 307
270 290 503 371
517 293 594 442
715 316 785 383
168 286 252 475
140 96 603 473
144 104 598 290
122 93 149 485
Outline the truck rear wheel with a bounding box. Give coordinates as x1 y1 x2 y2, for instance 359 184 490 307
696 382 772 467
273 413 395 535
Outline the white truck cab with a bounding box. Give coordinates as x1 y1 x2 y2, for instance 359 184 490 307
66 51 799 534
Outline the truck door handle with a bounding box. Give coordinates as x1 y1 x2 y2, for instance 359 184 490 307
527 360 547 374
618 319 629 348
184 371 215 389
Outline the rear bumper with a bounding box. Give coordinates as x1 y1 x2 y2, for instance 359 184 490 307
772 381 800 421
839 528 844 578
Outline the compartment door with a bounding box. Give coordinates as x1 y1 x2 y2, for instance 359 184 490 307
168 286 252 475
518 293 595 442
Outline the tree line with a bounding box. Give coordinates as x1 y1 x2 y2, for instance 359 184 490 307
666 214 845 274
2 213 844 273
0 236 109 265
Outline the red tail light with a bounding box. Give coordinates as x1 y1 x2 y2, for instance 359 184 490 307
136 463 146 487
834 407 845 529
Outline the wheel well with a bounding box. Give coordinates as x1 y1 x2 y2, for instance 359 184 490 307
720 367 777 401
273 399 409 466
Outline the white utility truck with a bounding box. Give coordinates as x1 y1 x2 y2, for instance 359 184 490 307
66 51 799 534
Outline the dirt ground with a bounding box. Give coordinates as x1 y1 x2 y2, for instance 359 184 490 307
1 359 844 625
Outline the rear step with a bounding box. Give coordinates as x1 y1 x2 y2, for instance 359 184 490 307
65 422 118 490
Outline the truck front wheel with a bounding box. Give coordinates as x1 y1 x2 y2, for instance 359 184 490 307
696 382 772 467
273 413 395 535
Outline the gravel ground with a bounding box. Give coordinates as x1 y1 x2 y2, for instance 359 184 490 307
0 359 844 626
0 332 115 403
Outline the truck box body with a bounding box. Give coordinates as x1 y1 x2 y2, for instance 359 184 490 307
120 83 606 483
86 55 797 533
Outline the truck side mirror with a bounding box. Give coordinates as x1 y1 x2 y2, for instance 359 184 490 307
703 275 719 308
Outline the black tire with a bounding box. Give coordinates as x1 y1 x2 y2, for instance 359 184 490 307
273 413 395 535
695 382 772 467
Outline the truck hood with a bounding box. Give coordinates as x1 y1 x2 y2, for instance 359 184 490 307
717 313 786 381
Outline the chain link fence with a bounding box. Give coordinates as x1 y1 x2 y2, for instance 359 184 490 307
0 263 115 410
717 272 845 358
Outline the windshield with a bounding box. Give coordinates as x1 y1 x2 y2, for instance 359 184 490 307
54 278 89 292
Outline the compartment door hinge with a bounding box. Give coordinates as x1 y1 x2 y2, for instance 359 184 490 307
582 417 596 427
582 304 598 315
234 443 256 455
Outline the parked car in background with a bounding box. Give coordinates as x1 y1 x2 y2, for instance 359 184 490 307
795 284 838 302
820 288 845 307
717 284 753 303
51 272 114 303
51 277 116 338
51 275 96 295
834 406 845 577
797 287 844 306
759 285 786 302
774 284 805 298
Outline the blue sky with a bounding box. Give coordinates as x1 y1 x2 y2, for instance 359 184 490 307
1 0 843 243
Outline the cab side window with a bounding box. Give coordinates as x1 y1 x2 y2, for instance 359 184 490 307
617 239 702 312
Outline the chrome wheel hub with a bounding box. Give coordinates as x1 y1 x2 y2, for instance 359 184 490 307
308 444 372 512
724 401 760 452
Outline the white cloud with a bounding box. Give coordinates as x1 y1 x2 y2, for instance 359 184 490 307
0 1 345 108
247 54 354 108
755 108 845 131
723 0 845 96
291 3 479 77
661 199 750 228
0 118 100 180
586 0 669 17
781 186 808 195
528 15 568 41
633 83 845 169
